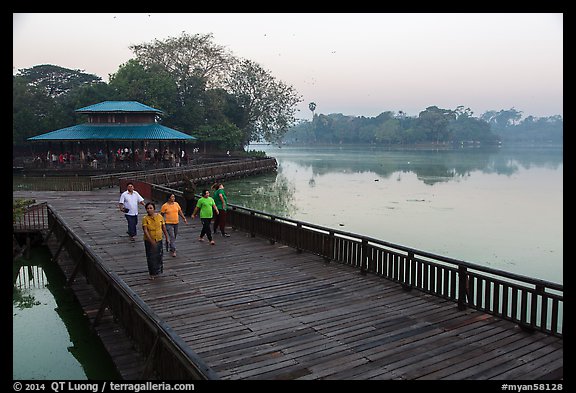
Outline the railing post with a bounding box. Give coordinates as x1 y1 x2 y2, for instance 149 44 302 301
269 217 276 245
458 265 468 310
367 243 376 273
296 223 302 253
360 239 368 275
402 251 414 291
323 230 334 263
230 206 237 231
531 284 544 330
250 211 256 238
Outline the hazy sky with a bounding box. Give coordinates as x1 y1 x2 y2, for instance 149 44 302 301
13 13 563 120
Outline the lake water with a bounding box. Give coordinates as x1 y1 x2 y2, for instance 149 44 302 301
224 144 563 285
13 246 120 380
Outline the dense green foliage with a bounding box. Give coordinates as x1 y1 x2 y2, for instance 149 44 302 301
284 106 563 146
13 33 303 151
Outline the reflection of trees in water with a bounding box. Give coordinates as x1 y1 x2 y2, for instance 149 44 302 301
13 246 120 379
13 249 50 310
227 172 297 218
260 174 297 217
486 146 563 173
13 265 44 309
279 146 562 185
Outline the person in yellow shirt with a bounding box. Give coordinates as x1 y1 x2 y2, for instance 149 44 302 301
142 202 169 280
160 193 187 257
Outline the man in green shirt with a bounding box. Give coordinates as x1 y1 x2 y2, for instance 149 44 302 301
212 183 230 237
192 189 219 245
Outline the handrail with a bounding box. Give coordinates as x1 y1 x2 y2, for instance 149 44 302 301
228 205 563 291
90 158 277 189
44 204 219 380
151 185 564 337
13 201 48 232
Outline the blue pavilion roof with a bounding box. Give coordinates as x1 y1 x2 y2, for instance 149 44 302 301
28 123 196 141
75 101 163 114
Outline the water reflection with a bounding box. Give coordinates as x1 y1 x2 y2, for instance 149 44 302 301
254 145 563 185
228 145 562 284
13 247 120 380
233 172 297 217
13 265 45 309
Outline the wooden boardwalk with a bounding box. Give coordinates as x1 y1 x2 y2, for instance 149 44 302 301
13 189 563 380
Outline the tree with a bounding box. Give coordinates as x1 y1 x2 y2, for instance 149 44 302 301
13 65 110 144
374 119 402 144
129 32 235 102
108 59 179 118
309 102 316 118
480 108 523 130
415 106 456 144
449 114 499 144
128 33 249 146
15 64 102 98
13 77 56 144
226 59 302 146
193 121 244 152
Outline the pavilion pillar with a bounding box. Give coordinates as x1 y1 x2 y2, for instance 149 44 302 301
47 141 52 165
141 141 146 167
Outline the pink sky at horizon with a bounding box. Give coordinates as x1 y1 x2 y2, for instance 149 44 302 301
13 13 563 120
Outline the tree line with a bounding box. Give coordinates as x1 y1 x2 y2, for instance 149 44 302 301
283 106 563 146
13 31 562 150
13 32 302 150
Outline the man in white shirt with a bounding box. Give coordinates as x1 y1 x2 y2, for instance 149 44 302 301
119 182 146 241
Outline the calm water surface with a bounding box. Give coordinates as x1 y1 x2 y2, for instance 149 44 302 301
225 145 563 284
13 246 120 380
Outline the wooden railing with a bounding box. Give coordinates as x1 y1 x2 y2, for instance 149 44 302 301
14 158 277 191
13 201 48 232
13 176 93 191
15 203 219 380
92 157 277 190
222 205 563 337
147 180 564 338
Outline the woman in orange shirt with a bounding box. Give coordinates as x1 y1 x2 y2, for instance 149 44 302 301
160 193 187 257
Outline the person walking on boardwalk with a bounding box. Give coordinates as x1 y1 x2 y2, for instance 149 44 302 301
183 176 196 217
212 183 230 237
118 182 146 241
160 193 187 257
142 202 169 280
191 189 219 245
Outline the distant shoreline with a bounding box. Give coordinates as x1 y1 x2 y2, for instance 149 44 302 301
249 141 563 150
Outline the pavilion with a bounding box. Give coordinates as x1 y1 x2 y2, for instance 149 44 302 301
28 101 196 165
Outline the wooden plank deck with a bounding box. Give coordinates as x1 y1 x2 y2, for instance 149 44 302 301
13 189 563 380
